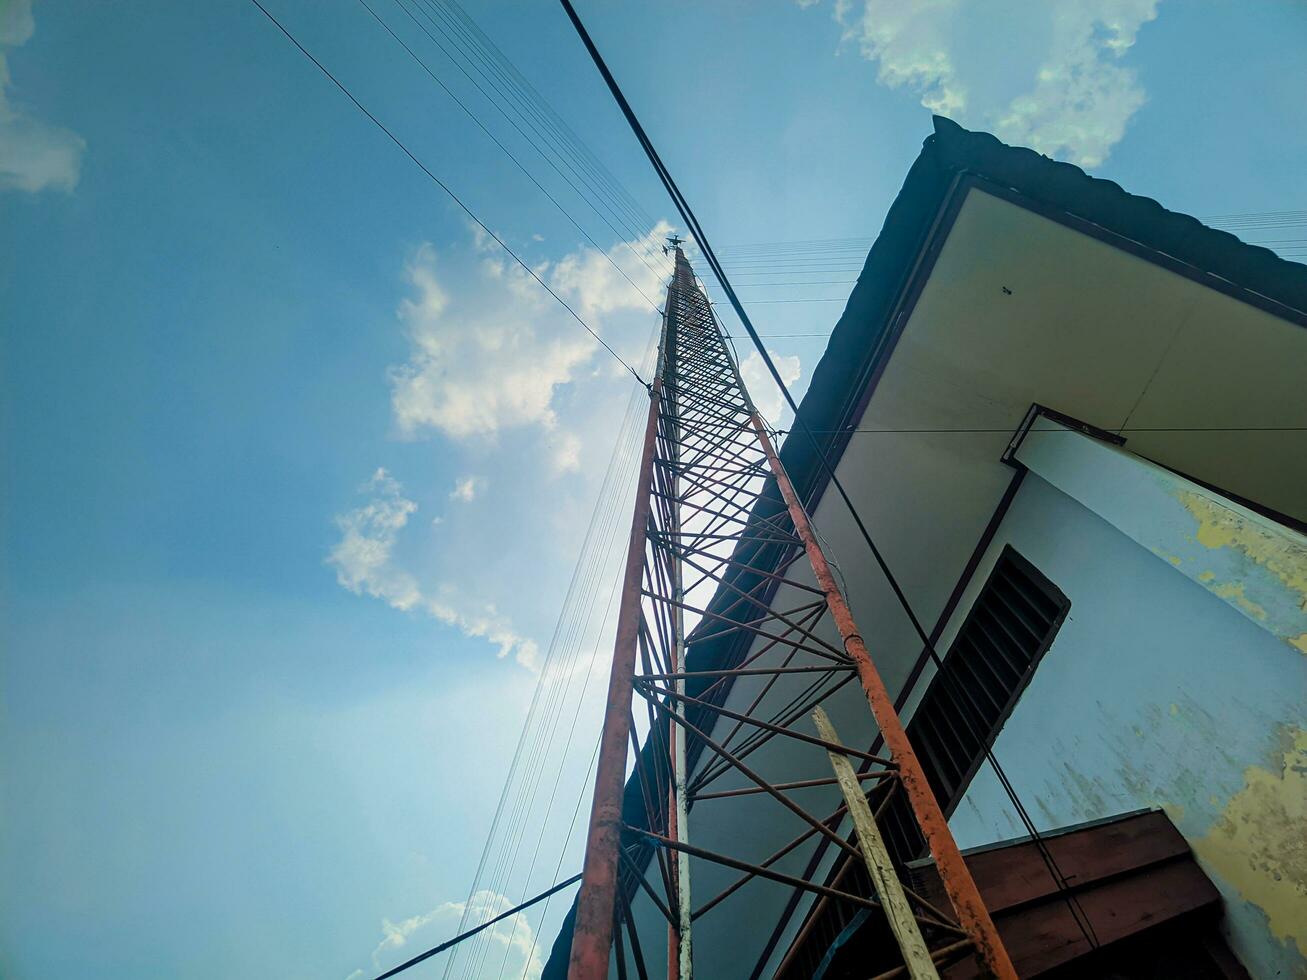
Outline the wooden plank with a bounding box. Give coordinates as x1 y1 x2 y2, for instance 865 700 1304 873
812 707 940 980
911 810 1192 913
942 859 1220 978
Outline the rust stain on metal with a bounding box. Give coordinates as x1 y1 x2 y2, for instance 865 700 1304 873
568 381 664 980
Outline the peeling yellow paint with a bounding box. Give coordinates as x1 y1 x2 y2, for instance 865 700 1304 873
1199 570 1216 583
1169 703 1179 717
1193 726 1307 963
1213 581 1269 620
1180 491 1307 602
1152 546 1183 567
1291 633 1307 655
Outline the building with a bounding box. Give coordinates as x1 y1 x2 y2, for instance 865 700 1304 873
546 117 1307 979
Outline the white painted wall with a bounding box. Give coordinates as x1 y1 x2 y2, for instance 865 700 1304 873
940 454 1306 978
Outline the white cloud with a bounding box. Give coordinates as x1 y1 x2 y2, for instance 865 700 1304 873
334 225 675 674
449 475 484 503
546 429 582 475
327 469 540 672
825 0 1159 167
427 591 542 673
992 2 1158 167
388 244 597 441
327 468 422 613
366 889 544 980
0 0 86 194
389 224 670 448
741 349 802 423
837 0 967 116
548 221 673 319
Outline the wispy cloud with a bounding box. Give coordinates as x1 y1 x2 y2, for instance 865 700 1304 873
328 468 422 613
822 0 1159 167
389 224 670 445
360 889 544 980
0 0 86 193
389 244 595 442
327 469 540 671
741 349 802 423
449 475 484 503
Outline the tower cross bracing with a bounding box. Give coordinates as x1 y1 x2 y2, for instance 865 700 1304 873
567 246 1015 980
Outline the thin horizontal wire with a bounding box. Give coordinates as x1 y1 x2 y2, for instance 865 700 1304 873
773 425 1307 435
707 279 858 287
735 332 830 338
711 297 847 304
714 212 1307 251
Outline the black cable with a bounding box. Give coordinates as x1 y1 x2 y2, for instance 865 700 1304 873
556 0 1101 952
371 872 583 980
408 0 668 265
247 0 646 387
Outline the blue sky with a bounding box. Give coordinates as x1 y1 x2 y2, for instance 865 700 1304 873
3 1 1306 978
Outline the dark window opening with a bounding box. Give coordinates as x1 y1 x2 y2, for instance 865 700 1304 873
882 545 1069 865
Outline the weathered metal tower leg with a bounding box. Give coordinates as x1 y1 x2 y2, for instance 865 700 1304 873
567 366 664 980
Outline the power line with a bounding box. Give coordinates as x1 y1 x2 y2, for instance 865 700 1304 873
246 0 646 386
396 0 673 279
745 332 832 338
404 0 669 275
449 374 656 978
355 0 665 314
714 297 847 304
444 337 661 978
433 0 659 239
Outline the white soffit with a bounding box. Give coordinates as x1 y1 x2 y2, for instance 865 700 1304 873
855 186 1307 523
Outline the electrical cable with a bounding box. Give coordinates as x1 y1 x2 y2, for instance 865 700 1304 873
493 519 635 979
432 0 659 239
520 722 605 979
247 0 646 387
404 0 672 281
355 0 665 316
448 321 662 979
